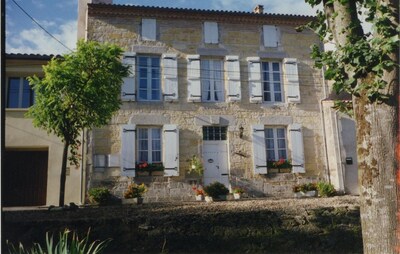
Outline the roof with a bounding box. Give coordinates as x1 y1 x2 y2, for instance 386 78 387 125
6 53 61 60
88 4 315 25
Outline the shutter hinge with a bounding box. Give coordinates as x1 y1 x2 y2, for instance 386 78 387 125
190 94 202 98
221 173 229 176
123 92 136 96
251 95 263 98
123 167 135 171
163 56 176 60
291 164 304 167
287 95 299 98
256 165 268 168
123 129 136 132
165 167 178 170
124 55 136 59
253 129 264 132
289 128 301 132
164 129 177 133
163 93 176 97
228 94 240 98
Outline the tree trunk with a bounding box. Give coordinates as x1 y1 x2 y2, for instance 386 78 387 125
59 140 69 207
322 0 399 252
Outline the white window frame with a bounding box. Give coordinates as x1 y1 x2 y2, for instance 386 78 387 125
137 127 162 163
137 55 161 101
265 126 288 161
201 59 225 102
6 77 34 108
261 61 284 103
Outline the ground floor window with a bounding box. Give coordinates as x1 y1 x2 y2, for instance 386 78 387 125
137 127 162 163
265 127 287 161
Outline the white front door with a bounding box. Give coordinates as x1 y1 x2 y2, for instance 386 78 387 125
202 141 229 187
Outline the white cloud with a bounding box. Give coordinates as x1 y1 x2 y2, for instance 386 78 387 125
6 20 77 54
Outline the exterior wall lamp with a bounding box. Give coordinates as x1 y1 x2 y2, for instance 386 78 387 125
239 125 244 139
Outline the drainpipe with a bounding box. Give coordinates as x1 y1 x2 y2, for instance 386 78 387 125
80 128 85 205
320 65 331 184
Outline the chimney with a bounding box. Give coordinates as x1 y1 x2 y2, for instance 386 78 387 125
253 5 264 14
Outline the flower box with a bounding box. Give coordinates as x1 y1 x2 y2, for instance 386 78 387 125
205 196 213 202
294 191 318 198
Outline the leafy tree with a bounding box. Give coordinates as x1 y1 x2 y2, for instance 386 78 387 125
27 40 129 207
302 0 398 253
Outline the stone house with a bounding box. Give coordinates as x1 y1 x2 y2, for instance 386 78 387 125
78 1 359 201
4 53 85 206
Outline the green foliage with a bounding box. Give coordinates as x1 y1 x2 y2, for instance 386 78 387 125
7 229 110 254
203 182 229 199
317 182 337 197
124 183 147 199
26 40 129 166
187 155 204 176
88 187 111 205
302 0 399 114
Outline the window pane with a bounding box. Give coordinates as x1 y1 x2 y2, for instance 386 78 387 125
139 68 147 77
267 150 275 161
274 93 282 102
262 62 269 71
277 139 286 149
266 139 274 149
151 57 160 67
151 79 159 89
272 62 280 71
265 129 274 138
273 73 280 81
274 83 281 91
278 150 287 160
139 79 147 89
139 140 148 150
152 151 161 162
7 78 20 108
139 57 147 66
139 152 148 162
276 128 285 138
152 128 161 139
21 79 32 107
151 68 160 77
138 129 148 139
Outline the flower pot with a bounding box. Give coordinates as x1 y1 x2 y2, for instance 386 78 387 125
195 195 204 201
305 190 317 197
233 193 241 200
205 196 213 203
122 197 143 205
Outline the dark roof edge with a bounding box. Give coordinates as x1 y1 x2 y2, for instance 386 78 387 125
6 53 61 60
89 3 315 20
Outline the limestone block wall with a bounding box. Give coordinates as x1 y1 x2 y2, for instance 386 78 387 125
85 7 327 200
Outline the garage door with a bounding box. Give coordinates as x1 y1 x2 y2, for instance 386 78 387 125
4 150 48 207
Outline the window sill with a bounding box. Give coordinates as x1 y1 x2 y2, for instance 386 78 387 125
260 103 287 109
6 108 29 112
268 168 292 173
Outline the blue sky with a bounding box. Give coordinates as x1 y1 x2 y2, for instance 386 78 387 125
6 0 316 55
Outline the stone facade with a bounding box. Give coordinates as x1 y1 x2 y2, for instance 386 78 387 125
82 3 327 200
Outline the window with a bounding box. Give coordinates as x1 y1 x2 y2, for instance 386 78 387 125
204 21 218 44
265 127 287 161
203 126 227 141
137 56 161 101
137 127 162 163
263 25 280 47
141 18 156 41
262 62 283 102
7 77 34 108
201 59 224 102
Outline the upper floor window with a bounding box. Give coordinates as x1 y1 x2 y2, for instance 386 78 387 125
141 18 156 41
137 56 161 101
7 77 34 108
204 21 218 44
201 59 224 102
263 25 280 47
262 61 283 103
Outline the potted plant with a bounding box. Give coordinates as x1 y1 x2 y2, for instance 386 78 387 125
316 181 336 197
192 186 205 201
203 182 229 202
187 155 203 176
123 183 147 204
88 187 111 205
292 183 318 198
232 187 245 200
